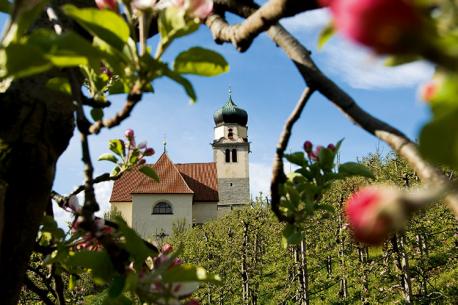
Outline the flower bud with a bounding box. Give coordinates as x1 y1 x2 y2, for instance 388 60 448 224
185 299 200 305
161 243 173 254
144 147 155 156
176 0 213 20
132 0 157 11
327 143 336 152
303 140 313 153
345 186 405 245
124 129 135 139
95 0 118 11
138 159 146 165
137 141 147 149
327 0 423 54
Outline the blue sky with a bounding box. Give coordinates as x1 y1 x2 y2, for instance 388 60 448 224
18 8 432 223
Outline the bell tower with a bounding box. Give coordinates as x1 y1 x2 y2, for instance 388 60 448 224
212 89 250 214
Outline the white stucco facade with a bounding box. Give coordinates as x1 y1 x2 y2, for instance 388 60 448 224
192 202 218 225
111 201 132 227
131 194 193 239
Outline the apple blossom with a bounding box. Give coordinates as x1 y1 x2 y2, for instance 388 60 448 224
161 243 173 254
95 0 118 11
303 140 313 153
124 129 135 138
345 186 405 245
176 0 213 20
325 0 423 54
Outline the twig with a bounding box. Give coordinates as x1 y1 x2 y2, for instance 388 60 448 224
271 88 315 223
89 84 143 134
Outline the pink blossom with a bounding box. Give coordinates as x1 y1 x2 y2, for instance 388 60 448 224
327 143 336 152
124 129 135 139
95 0 118 11
161 243 173 254
144 147 155 156
303 140 313 153
326 0 423 54
137 141 147 149
132 0 157 11
345 186 403 245
176 0 213 20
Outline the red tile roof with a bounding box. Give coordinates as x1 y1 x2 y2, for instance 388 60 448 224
176 163 219 202
110 153 218 203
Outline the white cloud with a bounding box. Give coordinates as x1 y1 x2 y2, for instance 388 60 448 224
55 181 114 228
320 39 434 90
249 162 272 199
282 9 331 31
282 9 434 90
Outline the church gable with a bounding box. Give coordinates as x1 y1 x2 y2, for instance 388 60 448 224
132 153 193 195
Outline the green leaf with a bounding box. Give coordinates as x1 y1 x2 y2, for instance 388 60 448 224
0 0 11 13
91 108 104 121
98 153 119 163
419 107 458 170
0 44 52 79
158 6 199 48
66 250 115 284
384 55 421 66
174 47 229 76
62 4 130 51
108 276 126 298
318 148 335 171
338 162 374 178
46 77 71 95
111 166 122 177
317 22 335 49
285 152 306 167
109 139 125 157
139 165 160 182
115 216 157 268
162 264 221 284
281 224 302 248
102 294 132 305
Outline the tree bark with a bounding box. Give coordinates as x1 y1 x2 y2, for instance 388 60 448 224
391 234 413 304
0 74 74 305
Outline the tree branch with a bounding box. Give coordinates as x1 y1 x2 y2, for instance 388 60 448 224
24 276 56 305
89 85 143 135
271 88 315 223
207 0 320 51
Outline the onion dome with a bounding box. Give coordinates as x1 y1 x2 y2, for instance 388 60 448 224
213 90 248 126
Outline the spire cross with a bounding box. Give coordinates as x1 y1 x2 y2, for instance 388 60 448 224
163 134 167 153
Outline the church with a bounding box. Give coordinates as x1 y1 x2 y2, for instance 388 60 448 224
109 92 251 240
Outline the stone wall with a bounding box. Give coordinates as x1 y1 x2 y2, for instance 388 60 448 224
217 177 250 208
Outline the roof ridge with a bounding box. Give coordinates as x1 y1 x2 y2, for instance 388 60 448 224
167 155 195 194
175 162 216 165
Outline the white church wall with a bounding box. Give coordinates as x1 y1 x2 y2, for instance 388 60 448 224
111 201 132 226
131 194 193 240
192 202 217 225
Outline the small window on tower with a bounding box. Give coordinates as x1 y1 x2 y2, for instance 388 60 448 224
228 128 234 139
232 149 237 162
225 149 230 163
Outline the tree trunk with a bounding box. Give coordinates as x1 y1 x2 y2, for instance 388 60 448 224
358 246 370 304
391 234 413 304
337 198 348 300
295 238 309 305
241 221 249 305
0 75 74 305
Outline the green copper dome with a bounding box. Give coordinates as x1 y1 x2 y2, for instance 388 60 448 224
213 93 248 126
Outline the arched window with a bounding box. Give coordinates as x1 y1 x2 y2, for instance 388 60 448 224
232 149 237 162
152 202 173 214
225 149 230 163
228 128 234 139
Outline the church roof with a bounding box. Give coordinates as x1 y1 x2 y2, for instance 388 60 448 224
213 94 248 126
110 153 218 202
